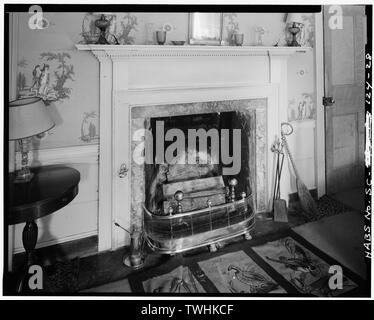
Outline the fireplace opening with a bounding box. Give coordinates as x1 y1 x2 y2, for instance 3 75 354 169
142 110 256 253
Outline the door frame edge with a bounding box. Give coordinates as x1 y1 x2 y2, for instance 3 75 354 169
314 11 326 198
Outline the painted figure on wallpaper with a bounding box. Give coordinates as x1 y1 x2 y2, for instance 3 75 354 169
38 64 50 97
30 64 41 93
288 93 316 121
29 62 58 101
40 52 75 101
80 111 99 143
16 58 28 95
17 52 74 104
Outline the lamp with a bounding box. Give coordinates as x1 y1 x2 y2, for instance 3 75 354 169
93 12 117 44
286 13 304 47
94 14 110 44
9 97 55 183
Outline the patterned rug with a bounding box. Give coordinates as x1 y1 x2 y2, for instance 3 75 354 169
43 258 80 293
315 195 352 221
289 195 352 224
128 230 366 297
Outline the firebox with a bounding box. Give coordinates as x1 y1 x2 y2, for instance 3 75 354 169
130 99 268 254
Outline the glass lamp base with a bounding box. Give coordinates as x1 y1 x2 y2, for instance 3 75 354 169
15 138 34 183
288 39 301 47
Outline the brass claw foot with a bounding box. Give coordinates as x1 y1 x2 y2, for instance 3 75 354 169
244 232 252 240
209 243 218 252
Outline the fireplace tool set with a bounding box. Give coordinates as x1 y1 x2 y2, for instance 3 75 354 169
271 137 287 222
281 122 319 220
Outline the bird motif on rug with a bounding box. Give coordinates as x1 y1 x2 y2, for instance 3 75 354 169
227 265 279 294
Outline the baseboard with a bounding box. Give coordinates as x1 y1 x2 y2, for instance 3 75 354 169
13 230 98 254
12 235 98 270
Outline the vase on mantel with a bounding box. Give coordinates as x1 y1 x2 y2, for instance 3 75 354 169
145 23 155 44
156 31 167 45
254 26 266 46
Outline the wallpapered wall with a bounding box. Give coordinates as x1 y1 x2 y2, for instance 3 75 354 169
11 11 317 253
15 12 316 150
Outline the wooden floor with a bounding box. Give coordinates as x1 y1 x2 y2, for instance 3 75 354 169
330 187 364 212
294 211 367 279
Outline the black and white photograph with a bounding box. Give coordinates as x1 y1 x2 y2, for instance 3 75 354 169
1 1 372 302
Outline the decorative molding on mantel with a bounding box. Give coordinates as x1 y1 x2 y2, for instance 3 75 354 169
76 44 311 58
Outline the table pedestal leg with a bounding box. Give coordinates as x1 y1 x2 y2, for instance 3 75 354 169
22 221 38 266
16 221 38 292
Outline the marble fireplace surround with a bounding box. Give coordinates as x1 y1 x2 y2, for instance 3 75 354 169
76 45 309 251
131 99 267 231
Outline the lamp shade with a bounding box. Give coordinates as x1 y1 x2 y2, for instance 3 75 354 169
9 97 55 140
286 13 304 24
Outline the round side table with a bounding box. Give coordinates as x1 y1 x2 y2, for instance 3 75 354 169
7 165 80 292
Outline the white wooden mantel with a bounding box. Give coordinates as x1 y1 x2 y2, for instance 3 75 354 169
76 44 309 56
76 44 310 252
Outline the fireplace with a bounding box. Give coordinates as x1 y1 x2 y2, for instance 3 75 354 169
130 99 267 253
76 44 308 251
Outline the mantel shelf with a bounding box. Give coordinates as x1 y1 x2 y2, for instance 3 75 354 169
75 44 311 58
